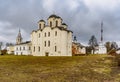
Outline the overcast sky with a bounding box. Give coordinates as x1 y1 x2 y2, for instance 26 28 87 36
0 0 120 45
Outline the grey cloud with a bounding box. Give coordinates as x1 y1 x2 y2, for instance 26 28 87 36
0 0 120 45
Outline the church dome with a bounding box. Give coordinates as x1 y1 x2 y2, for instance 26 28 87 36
62 23 67 26
39 19 45 22
48 14 61 19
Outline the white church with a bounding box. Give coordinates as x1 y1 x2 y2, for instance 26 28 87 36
14 14 73 56
31 14 73 56
95 22 107 54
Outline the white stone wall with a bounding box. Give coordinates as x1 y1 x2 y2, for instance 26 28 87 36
31 28 72 56
7 46 14 54
14 43 31 55
81 47 86 54
95 43 107 54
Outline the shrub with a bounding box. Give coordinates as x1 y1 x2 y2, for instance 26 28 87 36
115 55 120 66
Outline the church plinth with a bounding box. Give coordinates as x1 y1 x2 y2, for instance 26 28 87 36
95 42 107 54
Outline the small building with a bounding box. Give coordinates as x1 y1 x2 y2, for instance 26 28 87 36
72 42 86 55
14 41 31 55
95 42 107 54
7 45 14 54
72 42 80 55
14 29 32 55
72 36 86 55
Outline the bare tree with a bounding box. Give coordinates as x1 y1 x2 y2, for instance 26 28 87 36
105 42 118 51
88 35 98 54
0 42 3 54
111 42 118 50
6 43 14 47
105 41 118 55
0 42 3 49
105 42 111 53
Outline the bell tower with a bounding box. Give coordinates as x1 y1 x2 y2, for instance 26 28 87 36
16 29 22 44
73 36 77 43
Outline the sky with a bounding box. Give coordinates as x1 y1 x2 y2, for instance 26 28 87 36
0 0 120 46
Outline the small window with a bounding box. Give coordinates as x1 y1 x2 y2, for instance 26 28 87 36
38 46 40 52
55 46 57 52
34 47 35 52
48 41 50 47
39 24 41 29
55 31 57 36
45 41 46 47
44 24 45 27
23 47 25 50
16 47 18 50
20 47 21 51
48 32 50 37
29 47 31 50
50 21 52 27
45 32 46 37
39 33 40 38
56 21 58 26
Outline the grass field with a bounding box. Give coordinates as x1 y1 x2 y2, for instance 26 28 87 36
0 55 120 82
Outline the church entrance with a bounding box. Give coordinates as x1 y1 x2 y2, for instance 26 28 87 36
45 52 49 56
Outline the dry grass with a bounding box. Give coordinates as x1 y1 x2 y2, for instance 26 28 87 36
0 55 119 82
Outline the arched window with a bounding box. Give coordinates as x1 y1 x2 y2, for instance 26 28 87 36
48 32 50 37
23 47 25 50
16 47 18 50
55 31 57 36
39 24 41 29
55 46 57 52
38 46 40 52
50 21 52 27
20 47 21 51
48 41 50 47
45 32 46 37
45 41 46 47
56 21 58 26
29 47 31 50
34 47 35 52
39 33 40 38
44 24 45 27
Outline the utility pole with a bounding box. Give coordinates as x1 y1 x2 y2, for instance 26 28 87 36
101 21 103 43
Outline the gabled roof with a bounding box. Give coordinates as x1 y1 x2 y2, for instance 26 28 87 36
57 27 72 32
35 26 73 33
16 41 31 45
